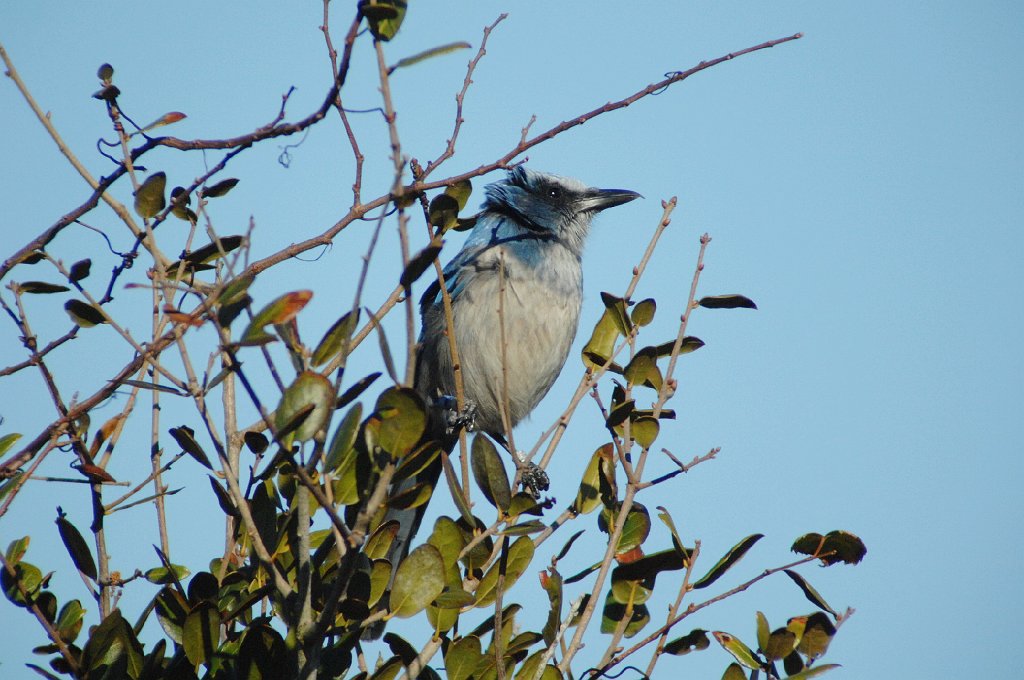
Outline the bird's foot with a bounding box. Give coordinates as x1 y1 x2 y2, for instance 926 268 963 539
433 395 478 436
516 455 550 499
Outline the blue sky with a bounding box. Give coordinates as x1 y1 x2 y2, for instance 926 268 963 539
1 2 1021 677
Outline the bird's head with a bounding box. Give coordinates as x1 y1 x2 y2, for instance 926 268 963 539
483 166 641 254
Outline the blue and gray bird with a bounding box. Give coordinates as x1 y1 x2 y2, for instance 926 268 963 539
416 166 640 442
380 166 639 615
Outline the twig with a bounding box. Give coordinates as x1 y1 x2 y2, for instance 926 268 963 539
596 555 819 677
422 14 508 178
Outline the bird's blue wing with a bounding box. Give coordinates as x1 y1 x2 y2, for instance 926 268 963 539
418 248 477 312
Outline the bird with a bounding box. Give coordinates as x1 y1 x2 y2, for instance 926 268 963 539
415 166 640 443
373 166 639 631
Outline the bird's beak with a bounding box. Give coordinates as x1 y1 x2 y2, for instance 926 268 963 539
582 187 642 213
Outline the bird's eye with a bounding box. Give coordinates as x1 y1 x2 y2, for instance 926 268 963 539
547 187 562 199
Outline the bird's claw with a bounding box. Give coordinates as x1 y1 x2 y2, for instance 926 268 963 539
433 395 478 436
520 462 550 499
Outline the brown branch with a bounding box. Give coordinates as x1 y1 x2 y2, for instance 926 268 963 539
0 327 78 378
0 551 81 675
594 555 819 677
422 14 508 178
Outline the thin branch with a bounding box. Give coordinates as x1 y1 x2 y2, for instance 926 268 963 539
595 555 819 677
422 14 508 178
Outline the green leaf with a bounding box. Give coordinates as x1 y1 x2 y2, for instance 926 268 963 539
134 172 167 218
182 601 219 667
610 572 653 606
359 0 407 41
663 628 710 655
69 258 92 282
581 308 624 371
18 281 69 294
383 632 418 665
623 348 661 390
555 530 586 565
654 336 705 356
0 433 23 458
599 504 650 554
369 558 391 608
428 193 459 231
400 238 443 289
81 609 144 677
791 530 867 566
795 612 836 660
456 515 493 573
237 622 289 679
244 430 269 455
240 290 313 345
5 536 30 567
445 178 473 211
785 663 842 679
471 434 511 512
325 403 362 472
612 547 691 582
137 111 186 134
502 519 546 536
755 610 771 653
698 294 757 310
452 213 479 232
375 387 427 458
207 477 238 518
572 443 613 515
183 234 245 268
275 371 334 446
168 425 213 469
186 572 219 608
202 177 239 198
55 599 85 644
1 559 42 607
445 635 482 680
370 656 403 680
337 372 381 409
393 442 440 489
474 536 534 607
764 626 800 662
784 569 839 617
390 544 445 618
427 516 466 580
64 299 106 327
721 663 747 680
433 589 475 609
364 520 400 560
601 292 633 336
92 84 120 101
692 534 763 589
506 491 544 518
712 631 762 671
313 310 360 367
55 511 97 581
630 298 657 326
391 42 472 73
144 563 190 585
153 586 188 644
216 273 254 308
629 415 660 449
656 505 686 555
540 567 563 646
600 591 650 637
170 186 198 222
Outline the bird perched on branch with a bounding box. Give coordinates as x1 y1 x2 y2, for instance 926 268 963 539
371 166 639 635
399 166 637 531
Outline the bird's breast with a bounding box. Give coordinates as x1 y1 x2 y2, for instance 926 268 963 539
453 245 583 433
